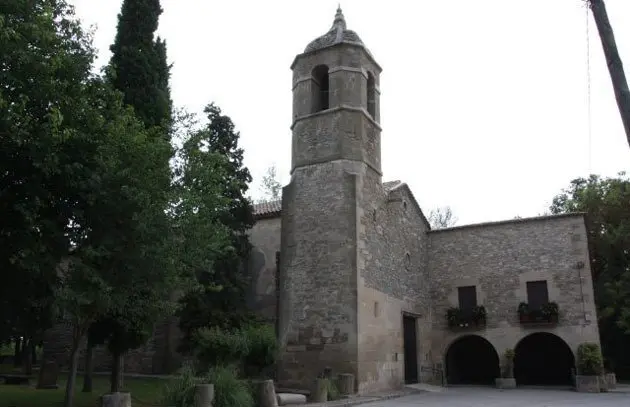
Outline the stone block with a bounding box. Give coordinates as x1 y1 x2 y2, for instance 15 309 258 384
338 373 355 396
256 379 278 407
494 378 516 389
311 378 328 402
99 392 131 407
276 393 307 406
37 360 59 389
575 375 600 393
195 384 214 407
606 373 617 389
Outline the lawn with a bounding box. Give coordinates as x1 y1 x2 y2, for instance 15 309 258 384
0 369 168 407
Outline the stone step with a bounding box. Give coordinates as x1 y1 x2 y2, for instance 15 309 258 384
277 393 307 406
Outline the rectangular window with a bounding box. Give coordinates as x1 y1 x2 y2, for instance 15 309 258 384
457 286 477 310
526 280 549 310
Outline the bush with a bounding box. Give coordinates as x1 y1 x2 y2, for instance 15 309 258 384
577 343 604 376
160 363 200 407
207 364 254 407
243 324 278 378
194 327 249 373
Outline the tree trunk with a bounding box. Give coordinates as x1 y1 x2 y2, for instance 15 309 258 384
82 340 94 393
110 352 124 393
13 337 22 367
23 339 33 375
64 340 81 407
31 341 37 366
589 0 630 148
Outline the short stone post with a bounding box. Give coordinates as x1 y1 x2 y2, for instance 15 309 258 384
337 373 355 398
99 392 131 407
312 378 328 402
256 379 278 407
195 384 214 407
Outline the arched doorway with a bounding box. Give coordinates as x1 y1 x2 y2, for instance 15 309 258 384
514 332 575 386
445 335 500 385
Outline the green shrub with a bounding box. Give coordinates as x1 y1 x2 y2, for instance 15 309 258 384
577 343 604 376
325 378 340 401
160 363 200 407
194 327 249 373
207 364 254 407
243 324 278 378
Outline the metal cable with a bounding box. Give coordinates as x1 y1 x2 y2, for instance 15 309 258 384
586 2 594 175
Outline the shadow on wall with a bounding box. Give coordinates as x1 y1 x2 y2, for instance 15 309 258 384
247 247 277 320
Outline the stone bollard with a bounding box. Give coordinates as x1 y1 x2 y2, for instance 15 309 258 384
256 379 278 407
338 373 355 398
195 384 215 407
99 392 131 407
312 378 328 402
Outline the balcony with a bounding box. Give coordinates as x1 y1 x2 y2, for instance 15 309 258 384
446 306 487 331
517 302 559 325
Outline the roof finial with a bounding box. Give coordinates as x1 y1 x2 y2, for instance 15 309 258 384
332 4 346 30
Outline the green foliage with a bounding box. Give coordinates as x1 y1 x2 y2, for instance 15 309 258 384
160 364 199 407
577 343 604 376
206 365 253 407
550 173 630 377
324 378 340 401
193 327 249 372
0 0 95 352
109 0 172 133
541 302 559 319
176 104 255 351
517 302 529 315
502 349 515 378
243 324 278 378
192 323 278 379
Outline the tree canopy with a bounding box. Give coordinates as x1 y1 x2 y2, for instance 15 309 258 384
550 172 630 375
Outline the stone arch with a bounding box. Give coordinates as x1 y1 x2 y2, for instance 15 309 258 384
514 332 575 386
311 65 330 113
444 334 500 385
366 71 376 118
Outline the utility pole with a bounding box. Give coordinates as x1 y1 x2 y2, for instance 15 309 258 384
587 0 630 149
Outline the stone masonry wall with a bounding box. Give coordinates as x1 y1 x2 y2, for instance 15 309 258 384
357 181 432 393
427 214 600 373
278 160 363 388
247 217 282 322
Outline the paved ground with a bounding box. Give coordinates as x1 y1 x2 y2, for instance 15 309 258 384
359 386 630 407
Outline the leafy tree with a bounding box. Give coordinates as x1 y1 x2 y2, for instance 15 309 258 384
428 206 457 229
550 172 630 377
109 0 172 135
260 164 282 201
177 104 256 351
0 0 97 393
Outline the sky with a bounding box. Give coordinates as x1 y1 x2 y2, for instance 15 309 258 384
70 0 630 226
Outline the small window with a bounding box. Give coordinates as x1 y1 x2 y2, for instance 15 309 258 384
311 65 330 113
458 286 477 311
526 280 549 310
374 301 380 317
405 253 411 269
366 71 376 117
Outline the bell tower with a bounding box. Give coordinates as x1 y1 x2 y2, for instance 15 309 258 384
278 7 383 388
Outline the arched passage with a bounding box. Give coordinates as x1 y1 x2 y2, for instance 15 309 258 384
445 335 500 385
514 332 575 386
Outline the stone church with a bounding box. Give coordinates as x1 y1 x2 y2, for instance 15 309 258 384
44 7 601 395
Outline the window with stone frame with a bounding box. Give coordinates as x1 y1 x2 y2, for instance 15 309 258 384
526 280 549 310
366 71 376 117
311 65 330 113
457 285 477 312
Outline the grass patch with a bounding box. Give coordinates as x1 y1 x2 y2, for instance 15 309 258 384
0 371 166 407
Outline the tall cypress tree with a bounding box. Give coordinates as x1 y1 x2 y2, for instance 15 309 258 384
109 0 172 134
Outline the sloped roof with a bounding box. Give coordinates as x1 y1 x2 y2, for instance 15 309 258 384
253 180 405 220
